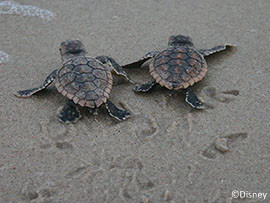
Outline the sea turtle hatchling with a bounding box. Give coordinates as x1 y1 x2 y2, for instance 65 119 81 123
14 40 134 123
123 35 233 109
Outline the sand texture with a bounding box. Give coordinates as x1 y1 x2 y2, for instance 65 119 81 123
0 0 269 202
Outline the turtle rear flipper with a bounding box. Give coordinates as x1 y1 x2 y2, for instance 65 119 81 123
185 87 204 109
199 44 234 57
105 100 131 121
14 69 58 97
57 100 81 123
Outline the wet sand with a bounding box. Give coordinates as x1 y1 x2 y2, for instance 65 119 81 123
0 0 269 202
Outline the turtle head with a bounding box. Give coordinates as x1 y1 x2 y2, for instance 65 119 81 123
59 40 87 61
168 35 194 47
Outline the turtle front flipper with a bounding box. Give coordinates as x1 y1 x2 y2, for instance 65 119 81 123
105 100 131 121
122 51 159 69
57 100 81 123
199 44 234 57
185 87 204 109
96 55 135 84
14 69 58 97
133 80 157 93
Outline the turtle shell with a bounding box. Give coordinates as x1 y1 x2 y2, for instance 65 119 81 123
55 56 113 108
149 46 207 90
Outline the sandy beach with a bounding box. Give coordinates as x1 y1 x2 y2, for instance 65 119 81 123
1 0 269 202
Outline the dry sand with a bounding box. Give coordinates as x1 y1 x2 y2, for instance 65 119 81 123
0 0 269 202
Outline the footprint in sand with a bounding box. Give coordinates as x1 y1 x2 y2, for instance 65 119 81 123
21 180 56 201
55 141 73 152
134 115 159 139
38 119 78 151
202 132 248 159
65 165 91 179
21 183 39 201
45 118 78 141
120 171 155 202
201 86 240 108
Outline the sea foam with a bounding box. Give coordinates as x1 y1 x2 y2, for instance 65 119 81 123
0 1 55 20
0 50 9 64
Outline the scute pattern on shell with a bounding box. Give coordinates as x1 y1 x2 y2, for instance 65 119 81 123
55 56 113 108
149 46 207 90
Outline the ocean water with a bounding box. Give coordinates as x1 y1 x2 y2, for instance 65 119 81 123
0 1 55 20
